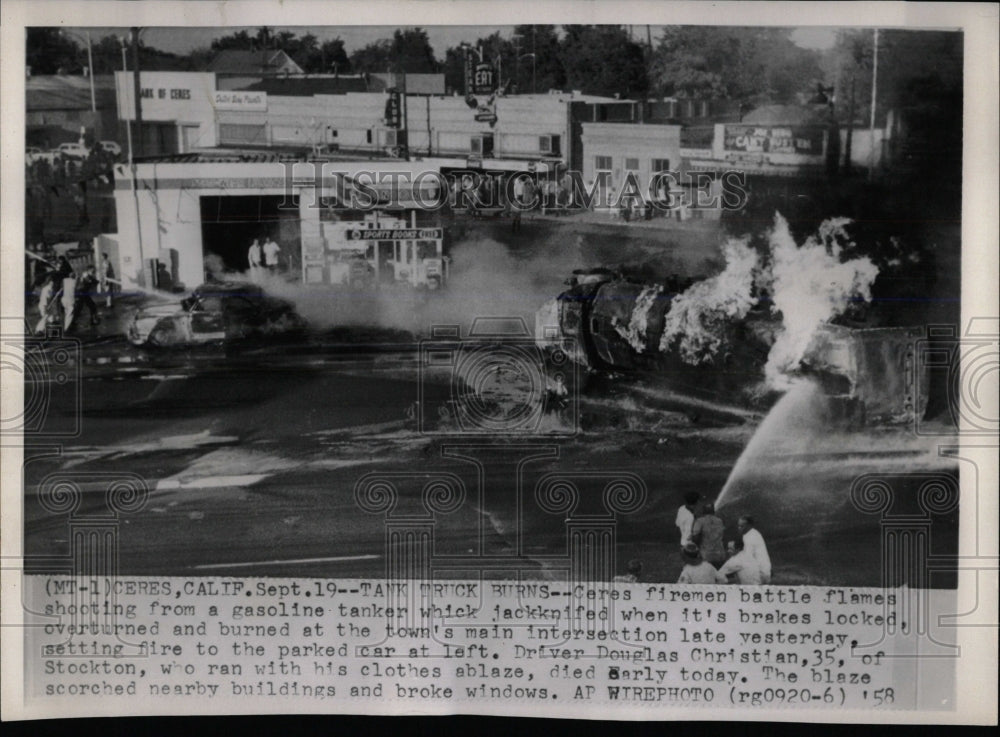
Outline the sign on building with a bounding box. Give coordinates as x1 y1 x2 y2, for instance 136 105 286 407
347 228 443 241
384 89 402 129
213 90 268 111
723 125 824 155
473 63 496 96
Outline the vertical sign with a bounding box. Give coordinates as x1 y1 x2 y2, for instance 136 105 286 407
384 89 402 129
464 49 475 100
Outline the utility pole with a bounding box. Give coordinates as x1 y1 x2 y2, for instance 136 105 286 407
121 35 146 288
532 27 536 94
513 35 521 93
844 74 855 175
84 31 96 112
130 27 143 158
868 28 879 181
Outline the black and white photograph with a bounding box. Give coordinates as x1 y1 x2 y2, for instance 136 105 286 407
2 0 997 724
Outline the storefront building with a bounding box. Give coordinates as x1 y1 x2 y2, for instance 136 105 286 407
108 153 555 291
115 71 616 170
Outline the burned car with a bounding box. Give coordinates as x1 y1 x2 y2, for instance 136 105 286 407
127 281 306 347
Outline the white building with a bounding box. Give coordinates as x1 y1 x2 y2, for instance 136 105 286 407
580 122 682 206
115 71 614 167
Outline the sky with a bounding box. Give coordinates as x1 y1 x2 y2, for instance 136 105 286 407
72 25 839 57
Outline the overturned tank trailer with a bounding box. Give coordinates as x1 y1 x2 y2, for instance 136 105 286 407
535 269 929 425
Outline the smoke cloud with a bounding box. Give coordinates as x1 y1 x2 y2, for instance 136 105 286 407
224 235 577 339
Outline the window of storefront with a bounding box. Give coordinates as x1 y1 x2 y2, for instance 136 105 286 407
651 158 671 172
218 123 267 146
595 155 612 171
625 157 639 171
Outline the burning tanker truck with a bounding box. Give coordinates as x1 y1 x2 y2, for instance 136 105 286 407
535 217 930 426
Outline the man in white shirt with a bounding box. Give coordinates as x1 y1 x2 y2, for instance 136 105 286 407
247 239 262 281
738 516 771 584
263 237 281 271
718 537 763 585
675 491 700 548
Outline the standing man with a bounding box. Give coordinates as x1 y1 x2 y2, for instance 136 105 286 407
247 238 262 281
97 253 114 308
691 501 726 568
262 236 281 273
33 262 57 335
738 516 771 584
676 491 700 548
51 256 78 333
73 265 101 329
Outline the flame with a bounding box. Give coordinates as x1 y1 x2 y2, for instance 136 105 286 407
659 238 759 363
764 214 879 389
618 284 663 352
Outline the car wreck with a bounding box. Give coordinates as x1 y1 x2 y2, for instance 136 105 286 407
127 281 306 348
535 269 929 426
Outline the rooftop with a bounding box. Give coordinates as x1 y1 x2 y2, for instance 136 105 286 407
206 49 303 75
237 76 371 96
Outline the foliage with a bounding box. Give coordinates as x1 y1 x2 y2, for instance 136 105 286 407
350 28 438 73
650 27 822 105
559 26 648 98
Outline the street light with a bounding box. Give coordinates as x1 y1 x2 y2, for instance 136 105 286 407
61 29 96 113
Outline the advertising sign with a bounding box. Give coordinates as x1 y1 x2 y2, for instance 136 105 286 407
348 228 443 241
473 63 496 95
723 125 824 155
213 90 268 111
384 89 402 129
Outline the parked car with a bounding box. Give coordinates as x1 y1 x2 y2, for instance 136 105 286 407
97 141 122 158
56 142 90 160
126 281 306 347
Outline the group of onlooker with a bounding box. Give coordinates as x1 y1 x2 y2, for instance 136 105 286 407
675 490 771 585
32 252 115 335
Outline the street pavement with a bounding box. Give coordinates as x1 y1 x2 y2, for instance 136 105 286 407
17 290 959 586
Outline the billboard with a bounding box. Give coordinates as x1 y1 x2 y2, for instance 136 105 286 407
723 125 825 156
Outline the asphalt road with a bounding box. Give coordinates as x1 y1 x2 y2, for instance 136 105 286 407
20 336 959 586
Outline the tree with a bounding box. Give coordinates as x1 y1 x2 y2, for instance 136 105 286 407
558 25 647 98
649 27 821 104
350 39 392 73
319 38 351 74
210 30 256 51
388 28 439 73
26 29 85 74
513 25 565 94
349 28 439 74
